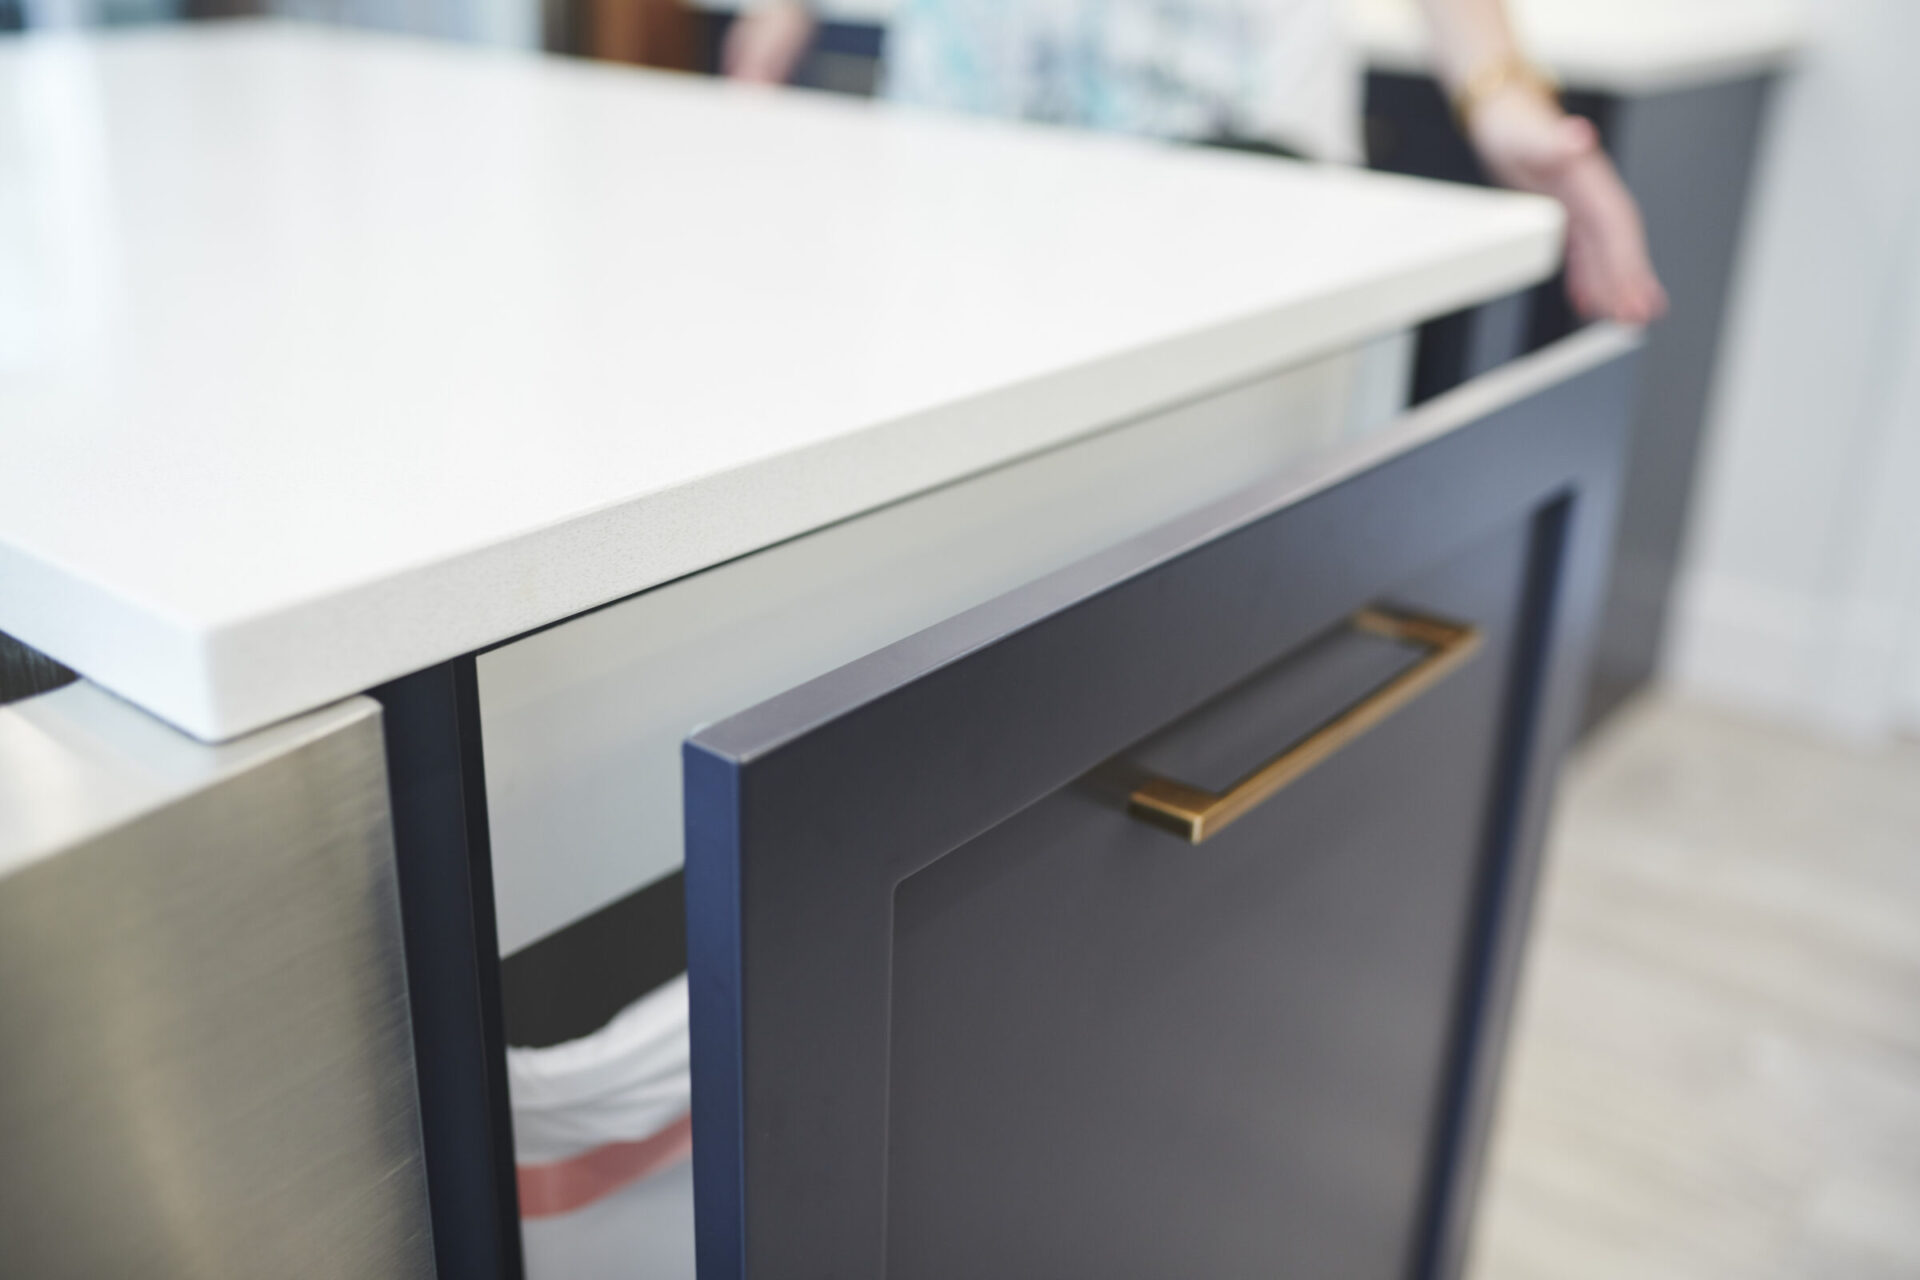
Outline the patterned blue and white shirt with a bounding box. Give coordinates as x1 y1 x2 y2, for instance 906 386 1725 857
882 0 1362 161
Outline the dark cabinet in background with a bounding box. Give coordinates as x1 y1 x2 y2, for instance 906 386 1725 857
1367 68 1782 730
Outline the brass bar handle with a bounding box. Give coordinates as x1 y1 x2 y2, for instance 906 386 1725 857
1128 607 1482 844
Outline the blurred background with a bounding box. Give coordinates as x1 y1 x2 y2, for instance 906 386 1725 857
6 0 1917 1275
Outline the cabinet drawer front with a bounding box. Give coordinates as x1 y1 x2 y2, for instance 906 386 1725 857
889 523 1526 1280
685 328 1640 1280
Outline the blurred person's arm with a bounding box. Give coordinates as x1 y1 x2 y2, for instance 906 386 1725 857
1417 0 1667 324
723 0 816 83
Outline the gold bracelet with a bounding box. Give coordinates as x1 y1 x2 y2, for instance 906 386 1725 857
1451 55 1560 132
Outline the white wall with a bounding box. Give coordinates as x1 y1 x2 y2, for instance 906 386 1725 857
1666 0 1920 740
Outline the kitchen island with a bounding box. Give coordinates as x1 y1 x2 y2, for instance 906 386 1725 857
1 22 1637 1280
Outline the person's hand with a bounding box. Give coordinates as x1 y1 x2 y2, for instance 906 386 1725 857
1466 87 1668 326
722 0 816 84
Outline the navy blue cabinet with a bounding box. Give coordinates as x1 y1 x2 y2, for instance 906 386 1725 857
686 331 1641 1279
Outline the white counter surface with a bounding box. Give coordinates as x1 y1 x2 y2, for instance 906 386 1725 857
1351 0 1806 94
0 22 1559 741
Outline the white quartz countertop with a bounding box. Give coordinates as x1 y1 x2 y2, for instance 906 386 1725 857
1351 0 1806 94
0 22 1560 741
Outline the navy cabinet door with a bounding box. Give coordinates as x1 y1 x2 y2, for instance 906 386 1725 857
686 329 1640 1280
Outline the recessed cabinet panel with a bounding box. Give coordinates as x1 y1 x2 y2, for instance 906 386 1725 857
885 524 1524 1279
685 330 1641 1280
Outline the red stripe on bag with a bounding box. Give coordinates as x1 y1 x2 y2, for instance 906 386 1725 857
516 1112 694 1218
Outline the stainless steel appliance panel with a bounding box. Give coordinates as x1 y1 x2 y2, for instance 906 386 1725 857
0 685 434 1280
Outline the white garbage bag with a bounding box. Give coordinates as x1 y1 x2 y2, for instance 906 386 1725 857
508 975 693 1216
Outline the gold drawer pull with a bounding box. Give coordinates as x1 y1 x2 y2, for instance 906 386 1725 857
1128 608 1482 844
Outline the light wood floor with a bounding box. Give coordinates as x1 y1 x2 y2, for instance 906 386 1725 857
1467 696 1920 1280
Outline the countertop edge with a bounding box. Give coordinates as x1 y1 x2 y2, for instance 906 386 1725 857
1360 39 1805 97
9 220 1560 743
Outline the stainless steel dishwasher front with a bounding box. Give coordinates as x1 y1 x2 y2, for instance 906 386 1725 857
0 684 434 1280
